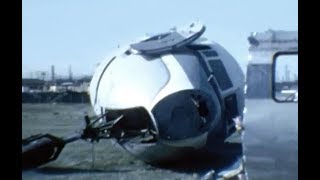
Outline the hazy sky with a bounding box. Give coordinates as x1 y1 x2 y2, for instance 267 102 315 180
22 0 298 78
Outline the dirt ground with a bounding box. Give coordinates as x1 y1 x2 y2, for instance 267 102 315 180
22 100 298 180
22 103 199 180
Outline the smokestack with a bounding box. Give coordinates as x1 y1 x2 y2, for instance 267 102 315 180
69 65 73 81
51 65 55 82
41 72 46 81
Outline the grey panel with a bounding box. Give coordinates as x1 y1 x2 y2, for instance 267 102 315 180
141 33 171 42
224 94 239 118
208 60 233 91
202 50 218 57
186 44 211 50
130 25 205 55
131 32 185 53
246 64 272 98
188 49 224 107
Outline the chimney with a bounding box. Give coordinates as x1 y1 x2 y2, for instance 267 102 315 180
51 65 55 83
69 65 73 81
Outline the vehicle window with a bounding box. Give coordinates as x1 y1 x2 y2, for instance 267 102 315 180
273 53 298 102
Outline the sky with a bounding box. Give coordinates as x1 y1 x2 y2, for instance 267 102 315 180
22 0 298 79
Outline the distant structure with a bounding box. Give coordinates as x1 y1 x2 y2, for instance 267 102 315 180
22 75 92 94
40 72 46 81
285 65 289 81
22 79 46 93
246 30 298 98
68 65 73 81
51 65 55 83
276 70 280 82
